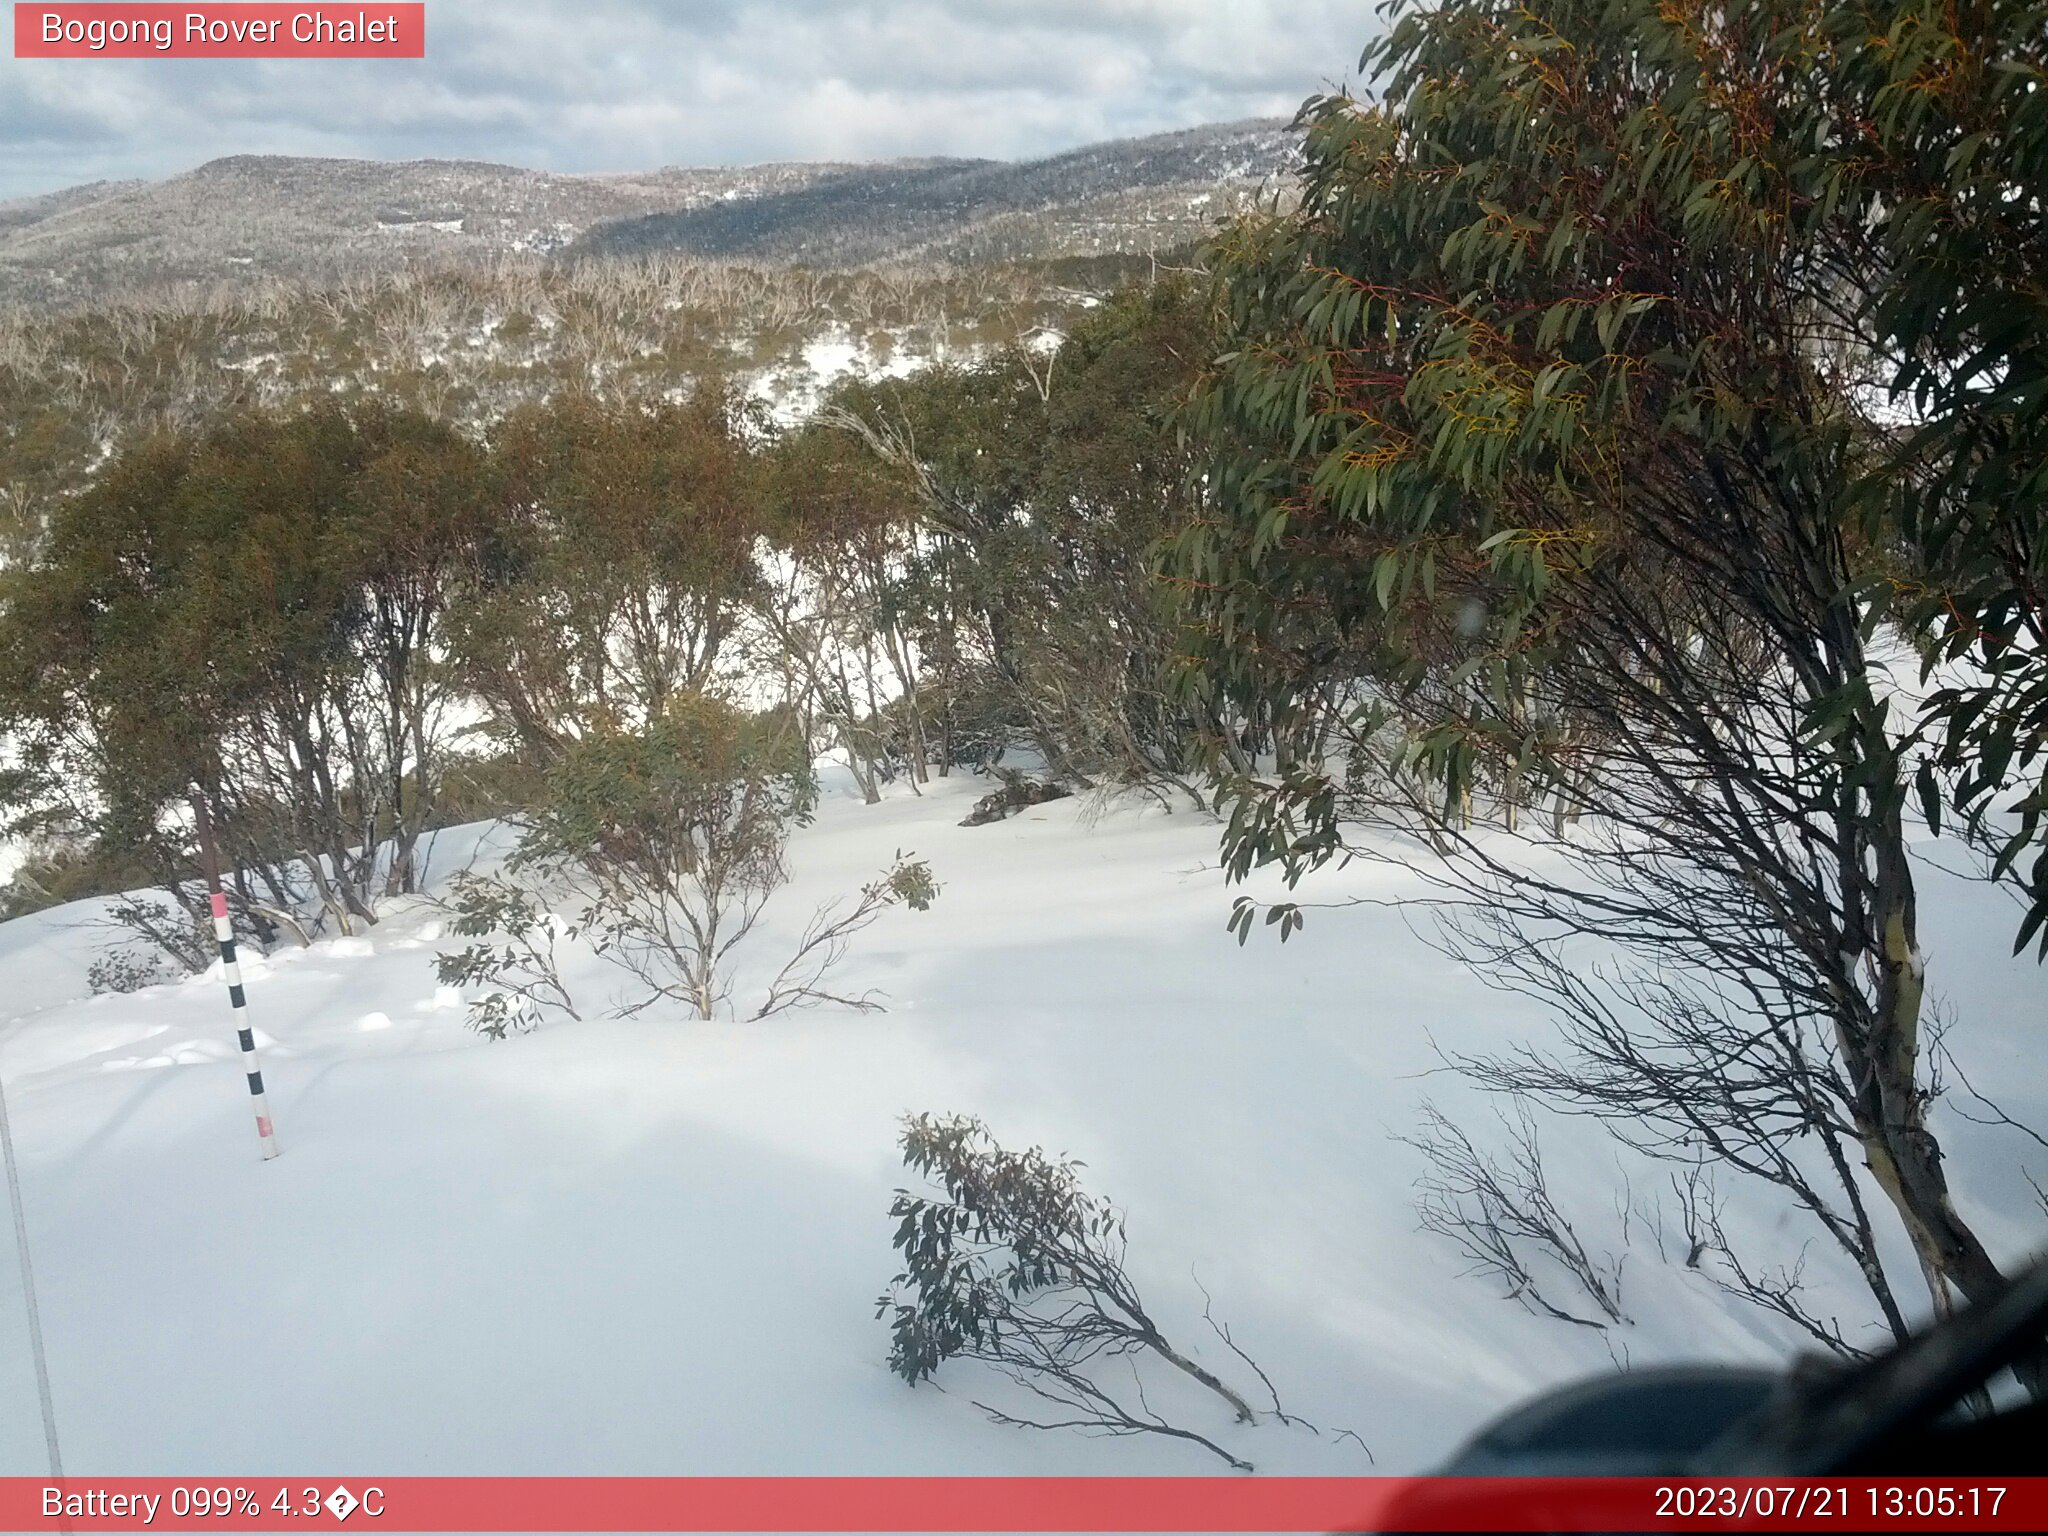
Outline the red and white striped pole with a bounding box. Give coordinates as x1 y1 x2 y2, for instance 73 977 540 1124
192 796 280 1161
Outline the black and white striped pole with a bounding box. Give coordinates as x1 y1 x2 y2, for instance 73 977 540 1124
192 797 280 1161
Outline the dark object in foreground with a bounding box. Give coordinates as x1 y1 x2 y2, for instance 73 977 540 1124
1369 1258 2048 1530
1690 1256 2048 1476
1435 1365 1781 1476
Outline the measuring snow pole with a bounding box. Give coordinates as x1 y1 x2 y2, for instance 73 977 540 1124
191 796 280 1160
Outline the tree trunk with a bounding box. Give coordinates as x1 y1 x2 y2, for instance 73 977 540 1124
1835 784 2040 1396
1871 795 2002 1284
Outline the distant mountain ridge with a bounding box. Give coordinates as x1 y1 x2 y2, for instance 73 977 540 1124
578 119 1299 266
0 155 858 309
0 119 1298 309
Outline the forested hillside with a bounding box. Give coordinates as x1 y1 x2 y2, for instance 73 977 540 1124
0 120 1294 310
0 253 1136 574
578 119 1296 265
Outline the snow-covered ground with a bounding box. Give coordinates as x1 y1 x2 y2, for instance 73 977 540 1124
1 770 2043 1477
745 328 950 427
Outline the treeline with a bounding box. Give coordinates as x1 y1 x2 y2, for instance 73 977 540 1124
0 252 1116 570
0 280 1220 946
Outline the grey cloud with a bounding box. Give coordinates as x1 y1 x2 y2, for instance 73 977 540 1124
0 1 1370 200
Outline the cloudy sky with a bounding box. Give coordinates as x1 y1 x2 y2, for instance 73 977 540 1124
0 2 1370 202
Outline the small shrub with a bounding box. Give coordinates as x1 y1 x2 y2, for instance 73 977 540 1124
0 840 155 918
516 695 937 1021
877 1113 1269 1471
87 948 176 995
514 695 811 1019
103 895 214 976
753 851 938 1018
1398 1100 1629 1332
428 751 547 830
434 870 580 1039
437 699 940 1027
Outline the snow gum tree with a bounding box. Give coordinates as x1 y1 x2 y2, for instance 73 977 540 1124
502 693 937 1022
824 281 1234 799
445 386 769 764
1829 0 2048 955
756 424 934 802
0 402 499 942
1173 0 2047 1343
511 694 812 1020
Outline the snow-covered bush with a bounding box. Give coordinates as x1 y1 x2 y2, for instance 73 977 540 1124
751 852 937 1019
101 895 214 977
448 695 938 1025
434 871 581 1039
877 1112 1266 1470
1398 1100 1628 1333
86 947 178 996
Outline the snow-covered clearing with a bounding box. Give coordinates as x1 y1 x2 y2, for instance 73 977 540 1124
746 329 955 427
0 770 2043 1476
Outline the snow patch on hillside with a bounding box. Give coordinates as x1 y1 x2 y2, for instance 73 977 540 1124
747 327 948 426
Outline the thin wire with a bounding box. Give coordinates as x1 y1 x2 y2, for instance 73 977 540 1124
0 1062 63 1480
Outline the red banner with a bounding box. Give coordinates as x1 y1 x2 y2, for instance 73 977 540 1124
13 5 424 58
3 1477 2045 1532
